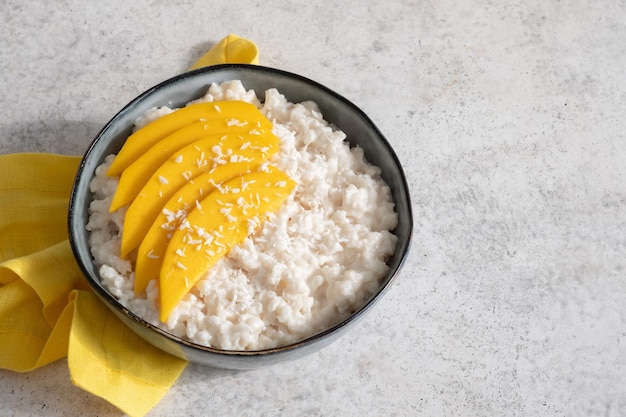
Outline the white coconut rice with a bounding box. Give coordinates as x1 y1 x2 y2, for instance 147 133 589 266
86 80 398 350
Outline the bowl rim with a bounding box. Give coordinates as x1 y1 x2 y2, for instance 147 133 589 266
68 63 414 358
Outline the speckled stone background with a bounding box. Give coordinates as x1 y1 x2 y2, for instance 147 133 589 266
1 1 626 416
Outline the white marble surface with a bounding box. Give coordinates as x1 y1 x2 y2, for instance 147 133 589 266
1 0 626 416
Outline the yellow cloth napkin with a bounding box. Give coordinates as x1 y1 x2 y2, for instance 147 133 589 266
190 33 259 69
0 34 259 417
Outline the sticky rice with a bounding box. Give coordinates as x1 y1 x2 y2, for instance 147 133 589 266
86 80 398 350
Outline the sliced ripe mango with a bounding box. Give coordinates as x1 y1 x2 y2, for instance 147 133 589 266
106 100 270 177
119 133 279 257
110 124 276 212
133 161 262 294
158 170 297 322
109 120 271 212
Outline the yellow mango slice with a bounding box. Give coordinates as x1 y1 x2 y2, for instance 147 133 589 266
109 120 273 211
133 161 263 294
109 120 271 212
158 170 297 322
106 100 270 177
119 133 279 257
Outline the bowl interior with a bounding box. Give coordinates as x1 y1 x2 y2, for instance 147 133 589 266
69 64 413 368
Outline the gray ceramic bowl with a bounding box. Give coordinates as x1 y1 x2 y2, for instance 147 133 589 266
68 64 413 370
